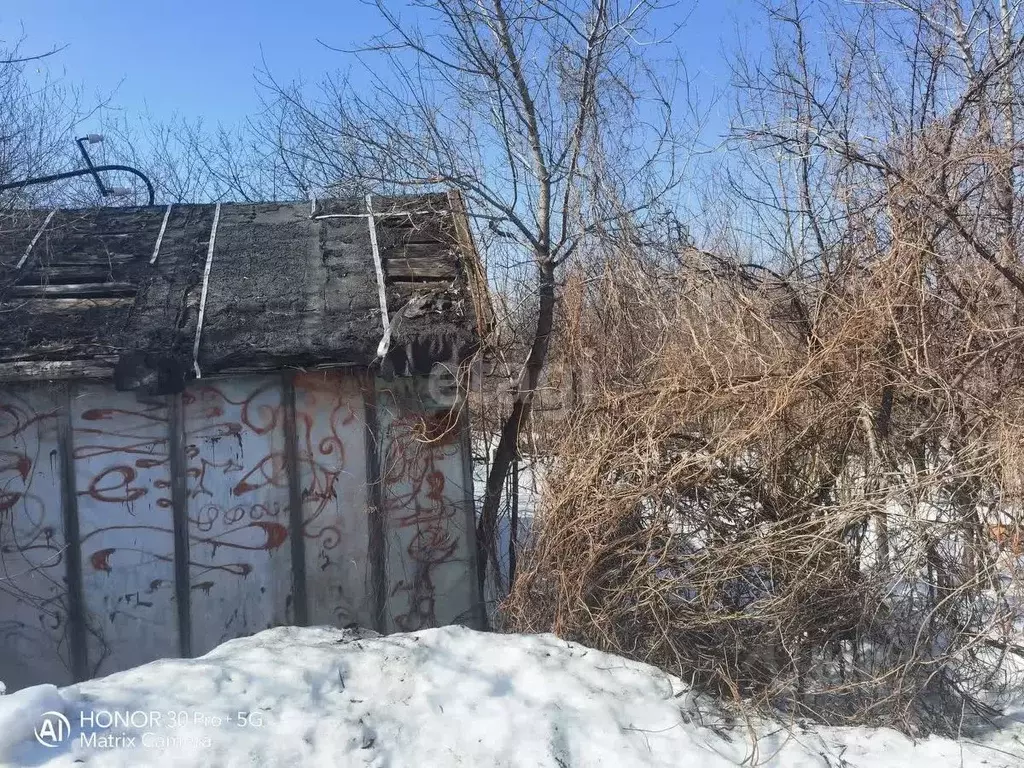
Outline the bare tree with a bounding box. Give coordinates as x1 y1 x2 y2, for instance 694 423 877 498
505 0 1024 733
259 0 696 605
0 35 94 210
731 0 1024 288
101 109 313 204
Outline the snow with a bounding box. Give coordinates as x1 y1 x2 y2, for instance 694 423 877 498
0 625 1020 767
473 441 544 610
0 683 64 758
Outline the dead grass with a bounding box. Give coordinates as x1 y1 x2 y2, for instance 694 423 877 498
505 230 1024 736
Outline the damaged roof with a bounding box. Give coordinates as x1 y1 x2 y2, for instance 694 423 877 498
0 192 489 393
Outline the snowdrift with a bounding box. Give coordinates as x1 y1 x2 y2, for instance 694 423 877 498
0 625 1020 767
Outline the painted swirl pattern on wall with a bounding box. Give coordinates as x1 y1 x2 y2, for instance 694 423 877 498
0 385 71 690
377 389 474 632
0 372 478 690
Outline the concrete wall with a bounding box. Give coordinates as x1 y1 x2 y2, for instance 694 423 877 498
0 371 479 690
0 386 70 691
375 382 478 631
71 385 178 678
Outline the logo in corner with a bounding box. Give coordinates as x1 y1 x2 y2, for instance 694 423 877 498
34 710 71 748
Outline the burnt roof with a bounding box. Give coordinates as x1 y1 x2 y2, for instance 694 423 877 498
0 192 489 393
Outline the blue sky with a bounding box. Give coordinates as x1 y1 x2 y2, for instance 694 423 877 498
2 1 756 139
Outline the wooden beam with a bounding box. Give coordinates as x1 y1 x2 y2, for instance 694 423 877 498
8 282 136 299
382 242 457 261
17 266 119 285
1 297 134 312
0 358 116 382
42 253 139 266
167 392 193 658
383 256 458 281
375 220 454 249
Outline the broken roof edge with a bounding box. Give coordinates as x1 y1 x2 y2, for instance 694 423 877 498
445 190 494 343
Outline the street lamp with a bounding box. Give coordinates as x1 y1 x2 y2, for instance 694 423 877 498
0 135 155 206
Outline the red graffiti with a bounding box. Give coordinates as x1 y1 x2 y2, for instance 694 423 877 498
253 521 288 550
181 381 296 626
0 450 32 480
0 451 32 512
188 457 243 499
193 521 289 552
292 374 359 570
0 402 61 440
72 399 171 520
91 547 115 572
381 409 463 631
233 454 289 495
81 407 167 423
0 392 68 656
81 466 147 503
185 382 282 435
4 375 469 669
76 524 256 579
0 490 22 514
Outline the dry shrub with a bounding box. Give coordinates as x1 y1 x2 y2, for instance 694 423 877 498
506 225 1024 735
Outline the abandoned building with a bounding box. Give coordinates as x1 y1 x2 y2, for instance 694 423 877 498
0 192 489 691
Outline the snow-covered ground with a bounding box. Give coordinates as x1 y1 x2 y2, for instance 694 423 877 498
0 625 1020 767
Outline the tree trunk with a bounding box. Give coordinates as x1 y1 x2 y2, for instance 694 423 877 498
477 255 556 621
508 453 520 588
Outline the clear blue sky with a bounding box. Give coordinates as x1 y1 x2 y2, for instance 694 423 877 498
2 1 756 138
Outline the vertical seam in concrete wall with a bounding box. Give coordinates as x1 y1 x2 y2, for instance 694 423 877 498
168 392 192 657
363 376 388 634
282 373 309 626
57 383 88 681
458 408 485 629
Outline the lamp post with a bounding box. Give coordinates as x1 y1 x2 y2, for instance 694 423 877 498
0 135 155 206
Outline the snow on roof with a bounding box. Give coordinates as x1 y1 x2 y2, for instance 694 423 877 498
0 625 1020 767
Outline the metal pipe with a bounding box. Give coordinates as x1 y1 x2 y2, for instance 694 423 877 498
0 164 156 206
75 137 109 196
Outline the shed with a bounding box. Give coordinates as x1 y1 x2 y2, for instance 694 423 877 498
0 192 488 690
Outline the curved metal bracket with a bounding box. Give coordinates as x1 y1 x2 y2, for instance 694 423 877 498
0 164 156 206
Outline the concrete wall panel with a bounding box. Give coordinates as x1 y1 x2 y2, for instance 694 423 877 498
0 370 478 690
294 371 372 627
0 384 72 690
184 377 293 656
71 385 178 677
376 380 477 632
